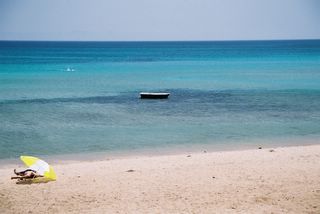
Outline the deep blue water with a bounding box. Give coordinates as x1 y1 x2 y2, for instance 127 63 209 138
0 40 320 159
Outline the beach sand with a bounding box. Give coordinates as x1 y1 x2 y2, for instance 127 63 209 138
1 145 320 213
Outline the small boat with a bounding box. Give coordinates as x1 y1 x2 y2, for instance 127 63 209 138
140 92 170 99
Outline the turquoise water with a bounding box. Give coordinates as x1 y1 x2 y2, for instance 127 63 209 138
0 40 320 159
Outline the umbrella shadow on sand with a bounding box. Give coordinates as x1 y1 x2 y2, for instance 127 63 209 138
15 178 51 185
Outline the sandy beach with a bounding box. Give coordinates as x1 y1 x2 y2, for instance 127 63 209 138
0 145 320 213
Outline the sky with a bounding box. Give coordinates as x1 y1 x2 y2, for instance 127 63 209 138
0 0 319 41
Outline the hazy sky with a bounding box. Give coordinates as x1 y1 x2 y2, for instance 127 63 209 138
0 0 319 41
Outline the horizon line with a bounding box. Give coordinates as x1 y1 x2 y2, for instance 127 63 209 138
1 38 320 43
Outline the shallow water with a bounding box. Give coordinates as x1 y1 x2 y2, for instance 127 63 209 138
0 40 320 159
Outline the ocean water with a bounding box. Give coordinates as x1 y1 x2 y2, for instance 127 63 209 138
0 40 320 159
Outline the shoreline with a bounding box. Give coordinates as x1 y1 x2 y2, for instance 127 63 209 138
1 144 320 213
0 136 319 167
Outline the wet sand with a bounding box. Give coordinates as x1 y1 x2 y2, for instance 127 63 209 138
1 145 320 213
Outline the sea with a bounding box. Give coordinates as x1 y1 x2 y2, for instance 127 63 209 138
0 40 320 160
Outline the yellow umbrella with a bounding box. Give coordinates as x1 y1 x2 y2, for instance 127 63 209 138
20 156 57 181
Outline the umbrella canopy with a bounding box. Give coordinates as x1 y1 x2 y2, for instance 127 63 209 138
20 156 57 181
